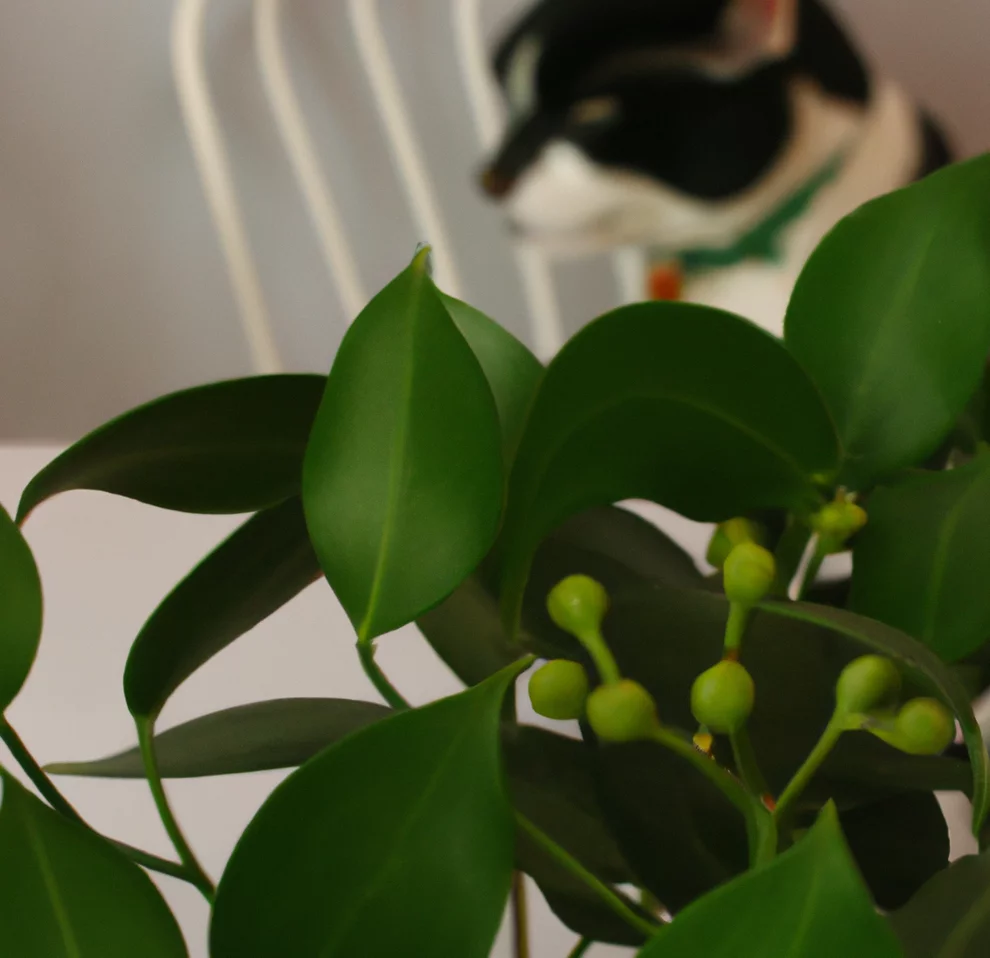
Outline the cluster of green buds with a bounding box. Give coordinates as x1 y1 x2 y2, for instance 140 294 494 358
528 575 660 742
706 517 765 570
835 655 955 755
810 495 868 555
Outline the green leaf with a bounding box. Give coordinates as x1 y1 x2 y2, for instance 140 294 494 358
636 805 904 958
210 661 525 958
416 575 521 686
762 601 990 832
784 155 990 489
0 772 187 957
839 791 949 911
124 497 320 719
0 503 42 711
850 458 990 661
504 725 648 946
504 725 631 882
17 375 325 521
592 740 749 912
439 292 543 456
499 300 838 630
303 250 503 641
416 503 700 688
45 698 390 778
890 849 990 957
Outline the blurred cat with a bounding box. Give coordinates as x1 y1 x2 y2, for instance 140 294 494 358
481 0 951 335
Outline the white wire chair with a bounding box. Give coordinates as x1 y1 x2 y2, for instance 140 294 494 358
170 0 645 370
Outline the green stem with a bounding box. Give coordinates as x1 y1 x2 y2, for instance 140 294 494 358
357 640 411 711
576 628 621 685
723 602 750 654
0 718 84 824
773 716 844 825
772 519 812 597
511 871 530 958
797 540 827 601
730 726 769 798
649 726 752 820
0 718 188 883
515 814 661 940
137 717 215 904
568 939 593 958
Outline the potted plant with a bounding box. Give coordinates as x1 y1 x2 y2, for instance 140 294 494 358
1 154 990 957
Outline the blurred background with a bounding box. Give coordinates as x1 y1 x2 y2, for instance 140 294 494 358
0 0 987 440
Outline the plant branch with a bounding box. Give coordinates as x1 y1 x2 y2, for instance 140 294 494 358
723 602 749 654
511 871 530 958
772 518 811 597
796 538 827 601
649 726 752 819
0 717 85 824
357 640 410 710
0 717 189 883
730 726 770 799
773 716 844 825
137 717 216 904
515 813 661 941
568 939 593 958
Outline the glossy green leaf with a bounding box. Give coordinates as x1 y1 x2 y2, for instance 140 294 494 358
637 805 904 958
504 725 648 946
417 504 699 687
302 251 503 641
439 292 543 456
17 375 325 522
45 698 390 778
210 661 525 958
890 849 990 957
416 575 521 686
0 772 187 957
763 601 990 832
785 155 990 489
124 497 320 719
593 740 749 912
500 300 838 629
839 791 949 911
0 503 42 711
850 458 990 661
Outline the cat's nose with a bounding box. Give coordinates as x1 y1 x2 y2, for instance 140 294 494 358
479 166 514 199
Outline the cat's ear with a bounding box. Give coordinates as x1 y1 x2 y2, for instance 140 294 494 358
718 0 798 65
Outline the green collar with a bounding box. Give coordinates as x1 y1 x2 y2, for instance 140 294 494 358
653 156 844 276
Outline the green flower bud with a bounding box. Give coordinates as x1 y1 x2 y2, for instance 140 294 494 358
547 575 609 638
690 660 755 734
528 660 590 721
811 501 868 554
893 698 955 755
723 542 776 605
835 655 901 715
706 517 763 569
586 680 659 742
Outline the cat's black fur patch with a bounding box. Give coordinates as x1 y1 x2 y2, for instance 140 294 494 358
488 0 872 198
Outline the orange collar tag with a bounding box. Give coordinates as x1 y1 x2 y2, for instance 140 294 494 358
647 262 684 301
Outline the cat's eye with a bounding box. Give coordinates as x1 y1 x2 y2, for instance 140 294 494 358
567 95 621 128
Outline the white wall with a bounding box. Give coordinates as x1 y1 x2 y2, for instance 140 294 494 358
0 0 986 440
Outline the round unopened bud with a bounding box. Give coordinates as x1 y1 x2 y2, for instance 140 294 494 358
547 575 609 638
528 660 589 721
586 680 659 742
835 655 901 715
723 542 776 605
811 502 868 554
894 698 955 755
706 517 763 569
690 660 755 734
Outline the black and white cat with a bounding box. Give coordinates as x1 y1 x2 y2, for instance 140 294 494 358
481 0 951 336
